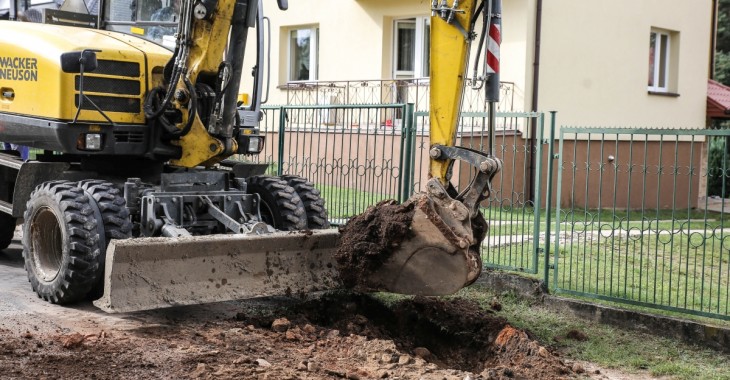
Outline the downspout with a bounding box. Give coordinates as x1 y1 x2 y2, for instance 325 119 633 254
710 0 718 129
528 0 542 202
711 0 719 80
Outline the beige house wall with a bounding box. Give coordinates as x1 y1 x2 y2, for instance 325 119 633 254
247 0 537 109
250 0 712 130
537 0 713 129
247 0 436 106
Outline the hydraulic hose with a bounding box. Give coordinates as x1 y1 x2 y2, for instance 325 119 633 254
144 49 182 120
177 77 198 137
144 76 198 138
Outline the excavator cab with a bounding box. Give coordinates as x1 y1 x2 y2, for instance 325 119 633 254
101 0 182 48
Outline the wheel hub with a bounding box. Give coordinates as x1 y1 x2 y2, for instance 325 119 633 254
30 206 63 282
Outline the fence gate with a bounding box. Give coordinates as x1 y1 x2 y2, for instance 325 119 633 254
255 104 417 225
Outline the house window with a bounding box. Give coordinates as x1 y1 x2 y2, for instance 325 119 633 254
289 27 318 82
394 17 430 79
648 29 674 93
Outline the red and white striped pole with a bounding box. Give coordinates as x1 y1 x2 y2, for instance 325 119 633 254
485 0 502 101
486 0 502 155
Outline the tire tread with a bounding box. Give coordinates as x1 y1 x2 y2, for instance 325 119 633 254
22 181 102 304
248 176 307 231
280 175 330 229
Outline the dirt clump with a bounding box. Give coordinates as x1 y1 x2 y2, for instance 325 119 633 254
486 325 572 379
334 200 415 288
566 329 589 342
59 332 86 348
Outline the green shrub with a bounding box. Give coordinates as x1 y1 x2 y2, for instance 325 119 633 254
708 136 730 197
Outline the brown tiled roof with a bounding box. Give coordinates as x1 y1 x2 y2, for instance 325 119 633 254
708 79 730 119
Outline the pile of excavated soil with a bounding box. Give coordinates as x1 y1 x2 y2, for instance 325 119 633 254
282 293 574 379
0 293 575 379
334 200 415 288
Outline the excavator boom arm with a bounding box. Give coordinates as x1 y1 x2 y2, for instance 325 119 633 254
342 0 502 296
429 0 480 182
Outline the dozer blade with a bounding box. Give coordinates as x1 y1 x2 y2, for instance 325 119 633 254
93 230 341 313
363 193 484 296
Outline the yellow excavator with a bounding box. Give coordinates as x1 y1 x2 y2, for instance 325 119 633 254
0 0 501 312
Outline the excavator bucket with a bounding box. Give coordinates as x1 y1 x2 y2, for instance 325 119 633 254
364 193 484 296
93 230 341 313
336 177 489 297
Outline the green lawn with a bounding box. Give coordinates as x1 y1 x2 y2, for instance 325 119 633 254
553 232 730 319
316 183 392 220
276 180 730 321
450 286 730 380
488 231 730 322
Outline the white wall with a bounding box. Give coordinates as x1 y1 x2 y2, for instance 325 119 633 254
245 0 431 106
538 0 713 128
247 0 534 107
244 0 713 130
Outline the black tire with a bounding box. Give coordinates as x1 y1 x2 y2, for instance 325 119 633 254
22 181 102 304
280 175 330 229
247 175 307 231
0 213 17 250
78 180 133 299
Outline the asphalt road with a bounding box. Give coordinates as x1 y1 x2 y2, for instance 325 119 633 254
0 230 263 336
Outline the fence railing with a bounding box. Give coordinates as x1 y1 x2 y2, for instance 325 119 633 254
553 128 730 320
282 79 519 114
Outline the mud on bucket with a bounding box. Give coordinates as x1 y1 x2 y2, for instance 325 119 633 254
335 193 484 296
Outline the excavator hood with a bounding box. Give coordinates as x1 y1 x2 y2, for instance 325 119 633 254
0 21 170 124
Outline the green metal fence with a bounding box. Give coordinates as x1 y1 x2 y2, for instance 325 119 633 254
14 100 730 320
253 104 417 224
553 127 730 320
251 104 547 273
250 104 730 320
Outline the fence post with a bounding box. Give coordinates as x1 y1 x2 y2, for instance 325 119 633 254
407 104 417 198
277 107 286 176
532 114 545 275
544 111 557 286
400 103 415 202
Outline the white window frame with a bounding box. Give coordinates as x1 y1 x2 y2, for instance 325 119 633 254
287 26 318 83
648 30 671 93
393 16 430 79
29 0 55 5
